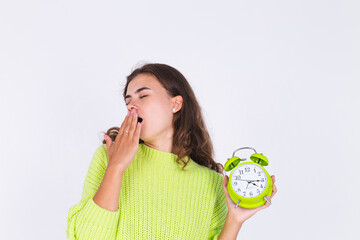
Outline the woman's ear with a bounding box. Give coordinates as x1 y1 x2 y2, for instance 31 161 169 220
172 95 183 112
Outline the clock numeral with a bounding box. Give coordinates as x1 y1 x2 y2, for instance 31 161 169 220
245 167 250 172
243 191 246 196
261 178 265 182
249 192 253 197
237 188 241 192
253 168 256 173
257 189 260 194
239 170 244 175
260 184 263 188
257 172 261 176
233 181 238 186
235 176 241 180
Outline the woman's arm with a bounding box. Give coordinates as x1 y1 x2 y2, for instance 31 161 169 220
217 213 243 240
66 145 122 240
93 163 125 211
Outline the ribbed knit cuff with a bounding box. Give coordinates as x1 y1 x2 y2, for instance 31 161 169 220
77 198 120 230
208 227 222 240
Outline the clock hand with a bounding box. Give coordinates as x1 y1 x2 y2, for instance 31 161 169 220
238 179 261 182
251 182 258 187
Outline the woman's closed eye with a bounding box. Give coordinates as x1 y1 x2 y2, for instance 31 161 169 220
125 95 148 105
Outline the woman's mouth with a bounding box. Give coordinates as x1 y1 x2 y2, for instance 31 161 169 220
137 117 143 123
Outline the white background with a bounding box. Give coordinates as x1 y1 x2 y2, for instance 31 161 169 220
1 0 359 239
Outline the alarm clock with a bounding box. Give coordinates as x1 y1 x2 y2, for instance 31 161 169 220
224 147 273 209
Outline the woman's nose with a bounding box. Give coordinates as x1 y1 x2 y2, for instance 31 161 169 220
127 107 137 114
126 99 139 113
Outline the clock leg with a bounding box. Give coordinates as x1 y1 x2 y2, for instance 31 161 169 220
235 200 240 209
264 196 272 205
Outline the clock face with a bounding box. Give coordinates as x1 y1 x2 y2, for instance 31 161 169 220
231 163 267 198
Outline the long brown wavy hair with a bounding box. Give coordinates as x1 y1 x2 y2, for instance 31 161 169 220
101 63 224 176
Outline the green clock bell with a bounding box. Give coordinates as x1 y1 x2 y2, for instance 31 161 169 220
225 147 273 209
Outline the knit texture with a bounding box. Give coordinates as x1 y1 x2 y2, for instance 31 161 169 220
67 143 228 239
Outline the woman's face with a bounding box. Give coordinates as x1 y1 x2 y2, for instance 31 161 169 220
125 73 179 143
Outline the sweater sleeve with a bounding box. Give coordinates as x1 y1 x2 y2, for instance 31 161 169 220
66 144 120 240
208 174 228 240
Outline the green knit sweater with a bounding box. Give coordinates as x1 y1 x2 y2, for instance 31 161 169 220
67 143 228 239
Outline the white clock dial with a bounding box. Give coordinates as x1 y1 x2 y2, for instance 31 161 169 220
231 163 267 198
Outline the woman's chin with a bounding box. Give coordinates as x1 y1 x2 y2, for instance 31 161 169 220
139 131 146 140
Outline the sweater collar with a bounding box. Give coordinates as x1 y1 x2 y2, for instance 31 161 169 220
138 143 193 169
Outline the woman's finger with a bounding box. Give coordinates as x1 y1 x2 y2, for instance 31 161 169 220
104 134 112 153
270 184 277 199
269 175 277 198
222 175 234 206
119 110 133 141
123 110 135 138
133 119 142 142
116 111 131 142
129 110 139 140
262 196 272 208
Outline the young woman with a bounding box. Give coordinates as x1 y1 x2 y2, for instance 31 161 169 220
66 63 277 240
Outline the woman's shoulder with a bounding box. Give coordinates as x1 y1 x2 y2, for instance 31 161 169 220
89 144 109 166
191 161 224 183
96 144 107 158
190 163 224 199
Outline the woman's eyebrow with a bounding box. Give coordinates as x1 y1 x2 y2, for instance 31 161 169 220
125 87 152 99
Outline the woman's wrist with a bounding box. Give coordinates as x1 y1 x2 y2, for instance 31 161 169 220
227 211 245 226
218 213 244 240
